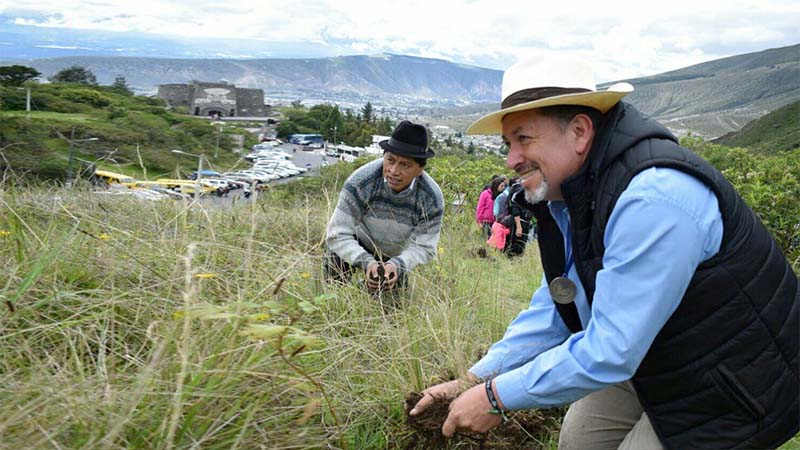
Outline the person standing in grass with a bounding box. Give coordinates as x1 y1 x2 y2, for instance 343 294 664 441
505 180 535 257
410 55 799 450
324 120 443 294
475 176 498 239
493 176 516 223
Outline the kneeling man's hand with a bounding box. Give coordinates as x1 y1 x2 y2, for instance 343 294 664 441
383 262 399 289
365 261 383 292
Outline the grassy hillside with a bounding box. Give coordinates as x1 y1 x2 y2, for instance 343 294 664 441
0 83 254 181
712 100 800 152
0 161 562 449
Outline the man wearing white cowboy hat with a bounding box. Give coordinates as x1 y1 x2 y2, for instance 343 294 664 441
324 120 444 294
410 55 799 450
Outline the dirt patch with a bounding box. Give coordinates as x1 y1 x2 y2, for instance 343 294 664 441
404 392 564 449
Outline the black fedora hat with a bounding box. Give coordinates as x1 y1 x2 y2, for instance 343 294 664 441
379 120 435 159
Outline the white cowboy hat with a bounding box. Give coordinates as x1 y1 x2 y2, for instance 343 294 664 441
467 55 634 135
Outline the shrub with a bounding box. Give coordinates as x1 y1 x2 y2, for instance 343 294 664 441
691 141 800 265
60 88 112 108
0 86 27 110
107 106 128 119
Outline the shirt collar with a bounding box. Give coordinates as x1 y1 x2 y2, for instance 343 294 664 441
383 176 417 195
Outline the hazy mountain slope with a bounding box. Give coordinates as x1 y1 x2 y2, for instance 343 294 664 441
610 44 800 137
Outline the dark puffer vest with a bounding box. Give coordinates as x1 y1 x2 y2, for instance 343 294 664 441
532 103 799 449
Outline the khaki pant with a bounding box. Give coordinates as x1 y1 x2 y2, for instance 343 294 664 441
558 382 664 450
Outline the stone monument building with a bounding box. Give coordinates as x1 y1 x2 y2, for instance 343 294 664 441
157 81 269 117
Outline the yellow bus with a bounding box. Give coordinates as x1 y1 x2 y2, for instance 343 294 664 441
94 169 136 185
155 179 217 195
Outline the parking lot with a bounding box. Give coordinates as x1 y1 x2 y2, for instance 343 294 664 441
93 142 348 206
197 143 341 206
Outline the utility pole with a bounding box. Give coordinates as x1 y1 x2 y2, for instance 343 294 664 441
25 87 30 119
15 87 31 119
172 149 204 200
214 124 221 159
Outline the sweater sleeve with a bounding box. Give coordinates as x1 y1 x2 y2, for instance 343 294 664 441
388 186 444 274
325 182 375 270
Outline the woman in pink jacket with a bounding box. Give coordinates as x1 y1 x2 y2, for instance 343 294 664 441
475 176 506 239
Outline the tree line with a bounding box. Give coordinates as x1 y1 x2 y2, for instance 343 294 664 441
0 64 132 95
276 102 394 148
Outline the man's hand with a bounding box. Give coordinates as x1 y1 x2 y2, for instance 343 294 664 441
365 261 383 292
383 262 399 290
441 382 503 437
516 227 523 238
409 379 462 416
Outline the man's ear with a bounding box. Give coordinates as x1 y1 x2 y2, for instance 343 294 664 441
569 114 595 155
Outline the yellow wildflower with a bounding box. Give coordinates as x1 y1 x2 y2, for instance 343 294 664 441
97 233 111 241
194 273 216 279
0 230 11 237
247 313 271 321
300 272 311 279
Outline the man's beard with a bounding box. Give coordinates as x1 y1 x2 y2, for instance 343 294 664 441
524 177 550 204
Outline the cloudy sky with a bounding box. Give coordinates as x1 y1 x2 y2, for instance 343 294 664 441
1 0 798 82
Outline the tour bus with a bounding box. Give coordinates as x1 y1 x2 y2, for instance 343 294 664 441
288 134 324 145
155 179 217 195
93 169 136 186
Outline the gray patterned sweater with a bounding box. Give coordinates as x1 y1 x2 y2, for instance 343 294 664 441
325 158 444 274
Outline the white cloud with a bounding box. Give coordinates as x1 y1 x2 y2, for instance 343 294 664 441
2 0 798 81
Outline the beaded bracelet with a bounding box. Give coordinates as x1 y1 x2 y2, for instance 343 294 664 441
485 378 510 422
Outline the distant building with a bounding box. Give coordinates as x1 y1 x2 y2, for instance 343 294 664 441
156 81 270 117
368 135 389 155
371 135 390 149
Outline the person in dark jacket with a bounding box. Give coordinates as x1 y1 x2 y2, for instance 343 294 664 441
409 55 799 450
505 182 535 257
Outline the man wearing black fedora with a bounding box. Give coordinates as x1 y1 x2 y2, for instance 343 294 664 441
324 120 443 294
410 55 798 450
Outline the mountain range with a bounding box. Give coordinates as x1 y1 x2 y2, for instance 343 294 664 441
4 43 799 138
6 53 502 104
608 44 800 137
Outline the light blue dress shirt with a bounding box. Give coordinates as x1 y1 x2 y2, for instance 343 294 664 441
469 167 724 411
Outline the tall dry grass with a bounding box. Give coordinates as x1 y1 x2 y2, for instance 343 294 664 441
0 180 547 449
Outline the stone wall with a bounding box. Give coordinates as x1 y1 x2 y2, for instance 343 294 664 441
157 84 193 108
156 81 268 117
236 88 269 116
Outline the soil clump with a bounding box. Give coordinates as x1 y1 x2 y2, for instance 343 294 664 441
403 391 564 449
